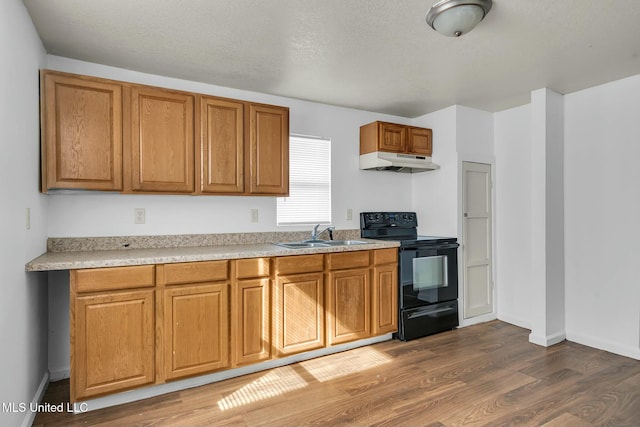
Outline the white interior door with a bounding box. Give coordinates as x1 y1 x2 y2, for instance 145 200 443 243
462 162 493 318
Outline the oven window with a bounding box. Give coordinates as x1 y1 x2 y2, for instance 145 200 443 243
412 255 448 290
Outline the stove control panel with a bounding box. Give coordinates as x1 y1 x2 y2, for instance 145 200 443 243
361 212 417 228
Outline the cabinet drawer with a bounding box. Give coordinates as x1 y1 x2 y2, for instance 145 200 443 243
326 251 370 270
162 260 228 285
372 248 398 265
72 265 155 293
275 254 324 275
235 258 270 279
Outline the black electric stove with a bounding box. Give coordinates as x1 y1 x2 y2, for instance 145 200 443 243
361 212 460 340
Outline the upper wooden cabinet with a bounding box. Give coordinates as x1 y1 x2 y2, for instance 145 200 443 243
407 126 432 156
199 96 245 193
248 104 289 195
39 70 289 196
127 86 195 193
360 121 432 157
198 98 289 195
41 71 123 191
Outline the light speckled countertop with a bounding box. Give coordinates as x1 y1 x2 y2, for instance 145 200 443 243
25 231 399 272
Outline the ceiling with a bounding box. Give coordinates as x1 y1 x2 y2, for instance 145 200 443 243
23 0 640 118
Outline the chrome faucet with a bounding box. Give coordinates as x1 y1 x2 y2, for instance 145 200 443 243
310 224 334 241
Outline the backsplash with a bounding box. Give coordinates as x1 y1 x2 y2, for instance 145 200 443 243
47 229 362 252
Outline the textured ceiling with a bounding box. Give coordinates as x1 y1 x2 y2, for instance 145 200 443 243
23 0 640 117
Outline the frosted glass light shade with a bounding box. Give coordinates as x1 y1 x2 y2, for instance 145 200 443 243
426 0 492 37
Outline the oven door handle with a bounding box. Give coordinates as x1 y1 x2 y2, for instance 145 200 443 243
401 243 459 251
408 306 456 319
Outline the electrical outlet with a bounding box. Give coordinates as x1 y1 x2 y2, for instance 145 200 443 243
250 208 259 223
134 208 146 224
26 208 31 230
346 208 353 221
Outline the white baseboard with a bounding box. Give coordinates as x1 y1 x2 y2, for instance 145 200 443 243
529 330 566 347
21 370 50 427
460 312 496 328
496 313 531 330
566 330 640 360
497 318 639 359
49 367 70 382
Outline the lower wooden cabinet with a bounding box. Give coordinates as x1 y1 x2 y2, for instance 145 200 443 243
372 263 398 335
231 278 270 366
326 268 371 345
371 248 399 336
232 257 272 366
68 249 397 401
71 289 155 401
273 272 325 356
163 283 230 380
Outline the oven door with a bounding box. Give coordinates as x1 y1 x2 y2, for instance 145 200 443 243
399 243 459 309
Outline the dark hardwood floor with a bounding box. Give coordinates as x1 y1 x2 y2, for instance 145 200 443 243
33 321 640 427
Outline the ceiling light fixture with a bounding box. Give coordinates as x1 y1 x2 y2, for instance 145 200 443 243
426 0 492 37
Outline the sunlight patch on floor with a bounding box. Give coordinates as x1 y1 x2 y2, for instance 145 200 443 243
217 365 308 411
299 346 392 382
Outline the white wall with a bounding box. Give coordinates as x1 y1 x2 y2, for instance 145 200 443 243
495 76 640 359
411 106 458 236
564 75 640 359
494 104 534 328
0 1 48 426
412 105 495 327
45 56 415 238
411 105 494 236
455 105 494 165
529 88 565 346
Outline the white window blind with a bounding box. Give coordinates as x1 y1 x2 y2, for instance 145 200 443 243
277 135 331 225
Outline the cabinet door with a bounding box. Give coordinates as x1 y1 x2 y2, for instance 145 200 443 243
326 268 371 345
408 127 432 156
41 71 122 191
379 122 406 152
129 86 194 192
248 104 289 195
72 290 154 401
163 283 229 380
273 272 324 356
200 97 244 193
232 278 271 366
372 264 398 335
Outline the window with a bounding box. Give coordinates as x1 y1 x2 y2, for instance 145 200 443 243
277 135 331 225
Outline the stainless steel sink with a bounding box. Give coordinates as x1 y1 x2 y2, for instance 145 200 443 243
273 241 331 249
322 240 368 246
273 240 369 249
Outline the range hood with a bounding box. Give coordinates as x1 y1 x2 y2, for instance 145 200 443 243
359 151 440 173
